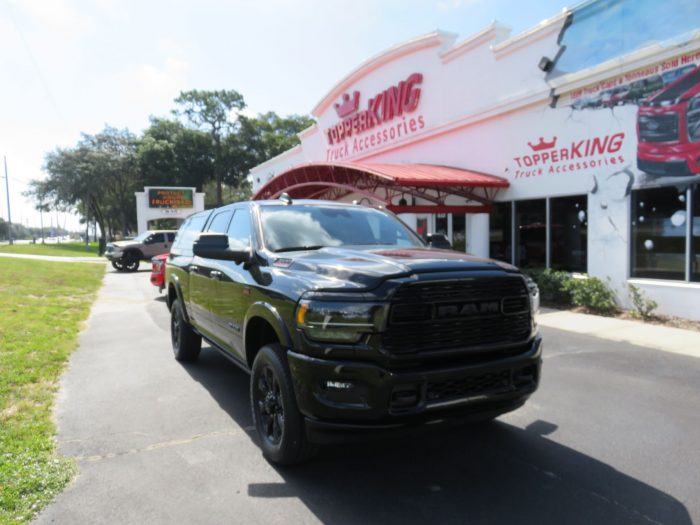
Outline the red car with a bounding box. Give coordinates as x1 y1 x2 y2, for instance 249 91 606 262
150 253 168 292
637 65 700 176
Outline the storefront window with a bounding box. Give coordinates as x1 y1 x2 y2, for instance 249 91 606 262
515 199 546 269
631 187 687 280
693 185 700 282
415 217 428 238
453 214 466 252
489 202 512 263
550 195 588 272
435 214 448 237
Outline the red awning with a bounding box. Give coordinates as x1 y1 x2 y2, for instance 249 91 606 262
252 162 508 214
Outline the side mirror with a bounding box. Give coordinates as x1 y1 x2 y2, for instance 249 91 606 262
193 233 251 264
426 233 452 249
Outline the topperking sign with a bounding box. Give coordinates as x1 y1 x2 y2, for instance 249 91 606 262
325 72 426 161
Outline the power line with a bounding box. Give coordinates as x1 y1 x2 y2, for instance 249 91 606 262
2 0 66 125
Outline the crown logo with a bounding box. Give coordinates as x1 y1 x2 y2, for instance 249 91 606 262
527 136 557 151
334 91 360 118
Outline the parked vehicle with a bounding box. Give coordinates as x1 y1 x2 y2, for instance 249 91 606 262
166 198 542 465
105 230 177 272
150 253 168 292
637 65 700 176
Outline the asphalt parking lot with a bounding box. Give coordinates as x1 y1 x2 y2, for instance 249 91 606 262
38 268 700 524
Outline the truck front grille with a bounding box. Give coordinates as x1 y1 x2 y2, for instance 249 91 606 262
383 277 531 355
639 114 679 142
426 370 512 404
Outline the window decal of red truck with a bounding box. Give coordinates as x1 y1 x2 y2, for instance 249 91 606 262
637 65 700 177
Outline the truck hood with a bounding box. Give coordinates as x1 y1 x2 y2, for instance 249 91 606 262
109 240 139 249
273 246 515 290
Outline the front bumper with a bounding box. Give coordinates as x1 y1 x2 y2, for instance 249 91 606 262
105 252 124 261
288 336 542 443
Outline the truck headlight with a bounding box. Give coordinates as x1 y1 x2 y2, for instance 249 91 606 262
525 276 540 315
296 296 386 343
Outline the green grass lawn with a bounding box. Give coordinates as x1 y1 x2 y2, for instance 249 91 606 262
0 242 100 258
0 258 104 523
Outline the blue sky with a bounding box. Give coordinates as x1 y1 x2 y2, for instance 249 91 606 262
0 0 570 230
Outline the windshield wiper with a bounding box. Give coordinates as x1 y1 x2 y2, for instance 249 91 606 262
274 245 326 253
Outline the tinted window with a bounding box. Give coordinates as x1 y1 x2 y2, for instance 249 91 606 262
514 199 546 269
632 187 687 280
227 209 252 250
178 213 209 256
207 210 233 234
550 195 587 273
489 202 512 264
171 218 191 253
149 233 165 243
167 233 176 242
259 205 422 252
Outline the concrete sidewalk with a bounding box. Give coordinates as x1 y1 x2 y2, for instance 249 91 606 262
538 308 700 359
0 252 106 264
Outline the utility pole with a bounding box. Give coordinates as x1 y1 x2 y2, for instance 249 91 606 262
3 156 13 245
39 199 45 244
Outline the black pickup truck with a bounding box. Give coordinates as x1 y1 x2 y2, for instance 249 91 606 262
166 197 542 465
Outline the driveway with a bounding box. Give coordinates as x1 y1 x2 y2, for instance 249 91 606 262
38 270 699 524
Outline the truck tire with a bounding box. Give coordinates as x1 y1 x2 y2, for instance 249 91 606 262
111 260 125 271
170 300 201 362
122 252 140 272
251 344 317 465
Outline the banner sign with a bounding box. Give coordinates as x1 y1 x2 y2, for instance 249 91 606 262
148 188 194 209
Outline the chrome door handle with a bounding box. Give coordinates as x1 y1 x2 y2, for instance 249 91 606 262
190 265 199 272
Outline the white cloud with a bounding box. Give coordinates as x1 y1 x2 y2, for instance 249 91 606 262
10 0 96 36
124 58 190 114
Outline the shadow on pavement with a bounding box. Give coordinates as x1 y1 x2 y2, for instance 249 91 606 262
184 346 691 525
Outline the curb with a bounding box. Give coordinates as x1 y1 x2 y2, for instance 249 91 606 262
538 308 700 359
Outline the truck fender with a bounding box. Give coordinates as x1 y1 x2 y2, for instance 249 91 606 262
169 275 191 325
244 302 293 350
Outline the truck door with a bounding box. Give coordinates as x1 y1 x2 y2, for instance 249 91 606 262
144 232 165 257
209 208 254 360
192 209 234 340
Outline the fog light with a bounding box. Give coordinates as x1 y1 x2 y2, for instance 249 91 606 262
390 384 421 409
324 380 354 391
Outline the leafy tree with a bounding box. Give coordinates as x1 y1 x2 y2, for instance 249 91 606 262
28 127 140 253
235 112 314 172
137 117 214 190
173 90 246 206
202 179 252 208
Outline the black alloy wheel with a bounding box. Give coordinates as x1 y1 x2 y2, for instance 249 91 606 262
170 300 201 361
111 260 125 271
250 344 317 465
255 365 285 446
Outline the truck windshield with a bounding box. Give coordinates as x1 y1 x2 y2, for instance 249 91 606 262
259 205 424 252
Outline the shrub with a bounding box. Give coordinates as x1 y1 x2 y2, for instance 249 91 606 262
561 275 618 315
627 283 658 320
524 268 573 306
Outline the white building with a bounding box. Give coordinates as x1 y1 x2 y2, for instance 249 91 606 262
250 0 700 320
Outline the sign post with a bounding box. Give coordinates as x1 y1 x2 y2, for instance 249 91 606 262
3 156 12 245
